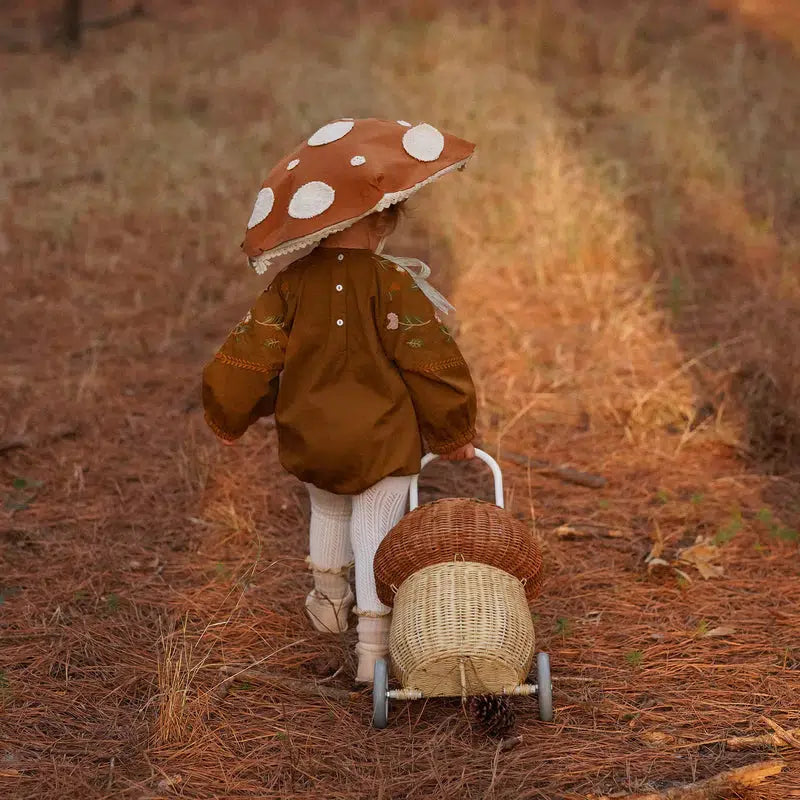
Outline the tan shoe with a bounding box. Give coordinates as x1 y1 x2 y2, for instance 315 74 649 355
304 587 354 634
355 615 391 683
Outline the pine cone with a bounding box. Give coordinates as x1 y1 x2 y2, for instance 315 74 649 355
468 694 516 738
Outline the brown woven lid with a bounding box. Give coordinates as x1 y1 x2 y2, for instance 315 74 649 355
374 498 543 606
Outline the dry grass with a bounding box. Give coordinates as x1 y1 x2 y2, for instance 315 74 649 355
1 1 799 798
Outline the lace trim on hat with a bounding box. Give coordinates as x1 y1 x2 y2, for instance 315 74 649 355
248 155 472 275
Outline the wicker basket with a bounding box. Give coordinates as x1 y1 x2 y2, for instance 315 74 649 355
374 498 543 606
389 560 535 697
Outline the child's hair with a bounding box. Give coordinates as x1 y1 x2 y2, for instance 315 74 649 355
374 201 406 235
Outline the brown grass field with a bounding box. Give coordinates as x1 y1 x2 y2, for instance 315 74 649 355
2 1 800 798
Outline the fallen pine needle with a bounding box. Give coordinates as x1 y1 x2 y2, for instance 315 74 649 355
499 451 607 489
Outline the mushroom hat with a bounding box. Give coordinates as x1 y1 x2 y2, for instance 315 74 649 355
242 117 475 275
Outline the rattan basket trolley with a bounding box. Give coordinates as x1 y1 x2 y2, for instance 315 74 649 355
372 450 553 729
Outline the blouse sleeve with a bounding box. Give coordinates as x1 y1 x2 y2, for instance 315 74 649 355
377 263 477 454
202 282 290 441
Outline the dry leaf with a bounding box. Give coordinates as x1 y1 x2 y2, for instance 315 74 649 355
673 568 692 583
555 524 582 538
646 557 671 573
646 522 665 562
500 734 523 751
641 731 679 746
702 625 736 638
157 774 183 790
676 536 724 579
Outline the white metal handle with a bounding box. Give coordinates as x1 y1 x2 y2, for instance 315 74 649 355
409 448 504 510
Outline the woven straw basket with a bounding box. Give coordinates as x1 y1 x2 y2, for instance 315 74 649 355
374 497 543 606
390 560 535 697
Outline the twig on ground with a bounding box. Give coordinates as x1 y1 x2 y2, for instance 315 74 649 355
0 423 80 455
726 726 800 750
0 30 37 52
642 720 800 751
12 169 104 191
757 717 800 749
589 759 786 800
554 524 626 540
217 666 355 702
2 2 145 52
499 450 607 489
83 2 145 31
315 665 345 684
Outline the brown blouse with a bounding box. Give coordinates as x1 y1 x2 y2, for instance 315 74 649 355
202 247 477 495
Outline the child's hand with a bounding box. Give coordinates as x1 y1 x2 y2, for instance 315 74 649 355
438 442 476 461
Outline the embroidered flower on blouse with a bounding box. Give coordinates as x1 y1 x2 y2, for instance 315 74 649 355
255 314 285 328
386 312 399 331
232 311 253 338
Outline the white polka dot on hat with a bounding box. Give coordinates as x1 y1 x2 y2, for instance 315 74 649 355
307 120 355 146
246 187 275 229
402 123 444 162
288 181 336 218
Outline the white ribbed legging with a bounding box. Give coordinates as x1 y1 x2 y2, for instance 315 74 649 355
306 476 412 615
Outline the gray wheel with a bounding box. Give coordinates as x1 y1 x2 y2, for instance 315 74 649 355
536 652 553 722
372 658 389 729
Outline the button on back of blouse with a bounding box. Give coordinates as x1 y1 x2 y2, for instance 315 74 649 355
336 284 343 292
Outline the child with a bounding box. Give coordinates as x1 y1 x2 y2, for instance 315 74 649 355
202 118 477 683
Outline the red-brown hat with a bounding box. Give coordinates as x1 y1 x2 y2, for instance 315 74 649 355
242 118 475 274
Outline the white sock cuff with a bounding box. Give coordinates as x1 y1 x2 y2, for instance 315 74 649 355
305 556 353 574
308 484 352 517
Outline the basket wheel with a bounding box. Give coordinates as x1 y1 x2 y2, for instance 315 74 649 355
372 658 389 729
536 652 553 722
